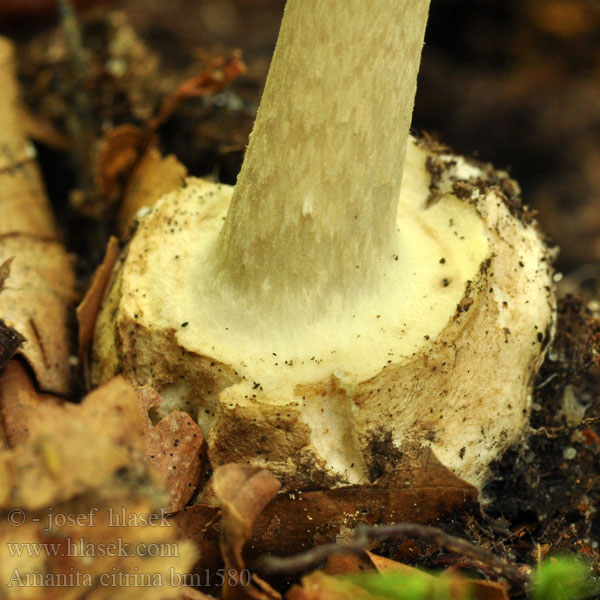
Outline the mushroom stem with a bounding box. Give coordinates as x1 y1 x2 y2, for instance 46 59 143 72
213 0 430 309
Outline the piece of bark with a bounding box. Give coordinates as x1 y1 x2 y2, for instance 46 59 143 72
144 411 203 513
136 385 204 512
0 36 76 395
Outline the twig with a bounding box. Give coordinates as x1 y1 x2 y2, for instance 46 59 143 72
255 522 530 592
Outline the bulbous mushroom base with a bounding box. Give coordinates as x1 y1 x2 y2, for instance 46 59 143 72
91 137 555 491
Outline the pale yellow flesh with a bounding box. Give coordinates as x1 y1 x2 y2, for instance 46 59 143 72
120 141 490 399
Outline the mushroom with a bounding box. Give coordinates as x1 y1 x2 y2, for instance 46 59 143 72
91 0 555 491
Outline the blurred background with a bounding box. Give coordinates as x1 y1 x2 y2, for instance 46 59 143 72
1 0 600 283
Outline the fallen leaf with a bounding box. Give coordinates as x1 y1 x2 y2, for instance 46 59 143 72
0 376 198 599
0 38 59 239
365 552 418 576
0 377 146 509
95 124 155 204
0 36 76 395
170 503 222 574
118 146 187 237
321 554 373 577
77 235 120 381
213 464 282 600
0 237 76 395
249 448 477 557
286 571 380 600
148 53 246 131
0 360 62 447
177 449 477 576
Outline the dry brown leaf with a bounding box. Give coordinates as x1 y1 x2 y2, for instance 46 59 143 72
0 36 76 395
321 554 373 576
118 146 188 237
247 448 477 556
286 571 380 600
138 386 204 513
0 376 198 599
0 377 146 508
0 38 59 238
213 464 282 600
0 360 62 447
176 449 476 572
96 124 155 204
170 504 222 575
0 237 76 395
469 581 511 600
77 235 120 380
148 53 247 131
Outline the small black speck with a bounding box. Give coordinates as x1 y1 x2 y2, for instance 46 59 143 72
181 322 189 327
439 257 446 264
